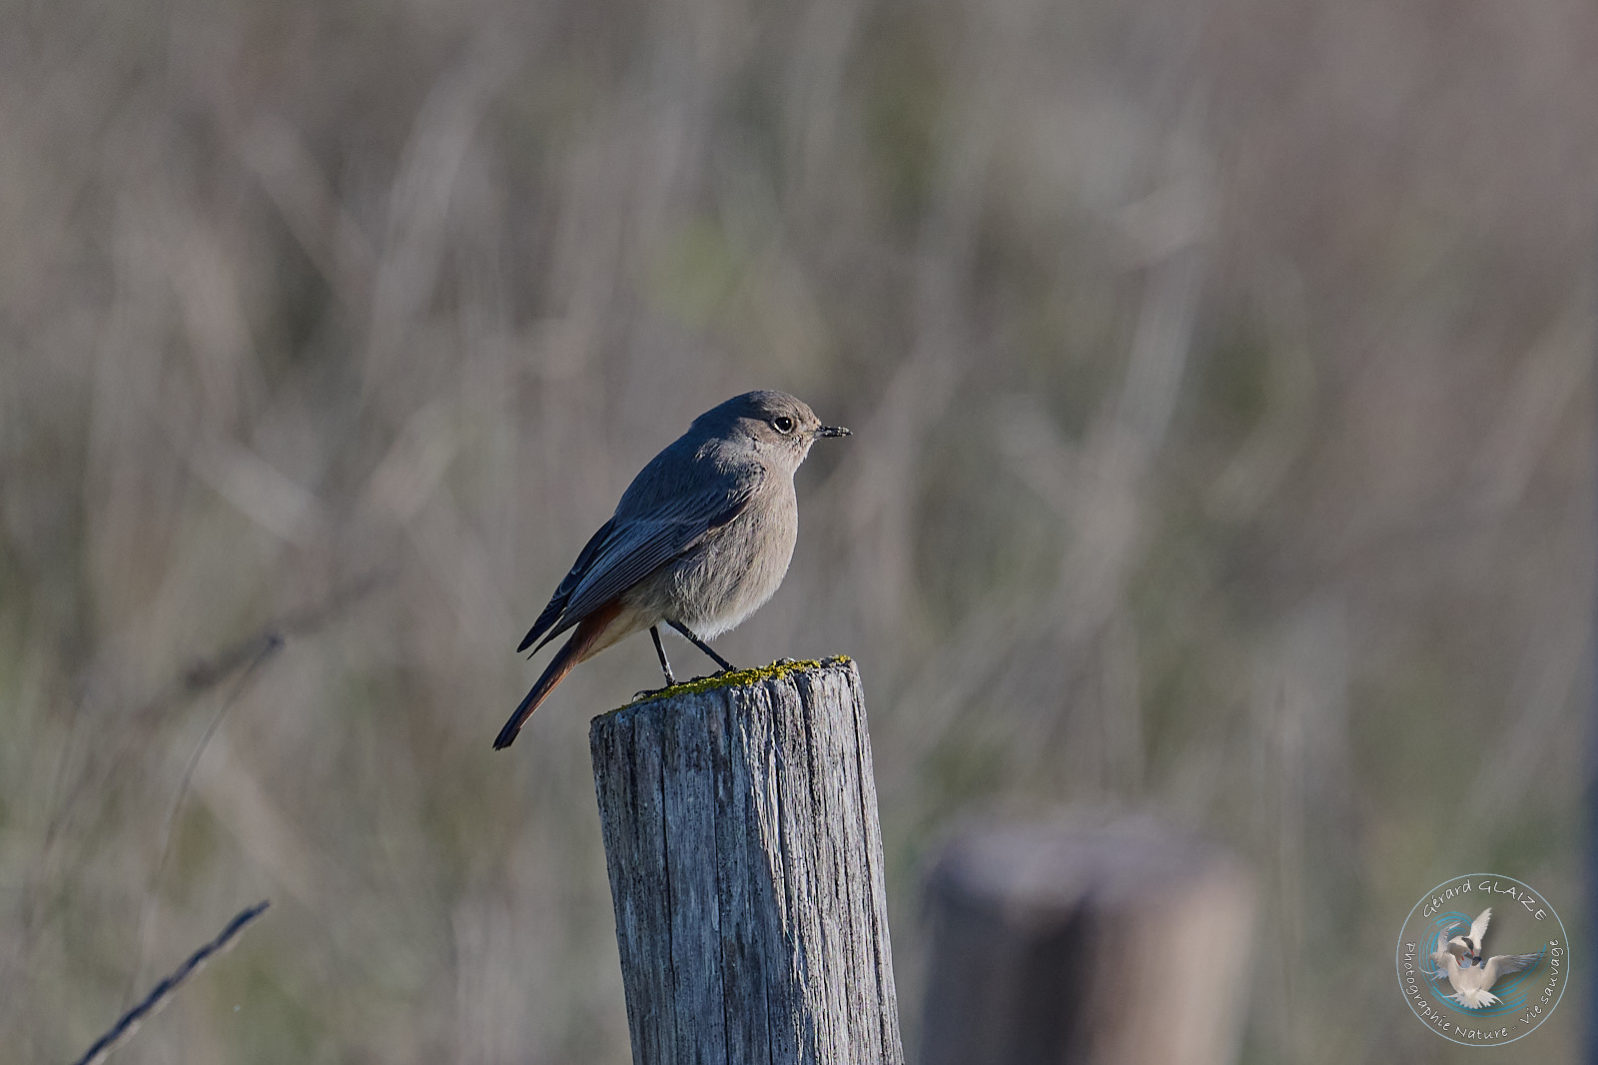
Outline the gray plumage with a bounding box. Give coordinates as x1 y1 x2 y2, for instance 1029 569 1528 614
496 390 849 748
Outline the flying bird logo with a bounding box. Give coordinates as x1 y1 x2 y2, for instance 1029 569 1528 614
1428 907 1543 1010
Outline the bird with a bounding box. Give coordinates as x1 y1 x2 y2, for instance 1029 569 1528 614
1445 907 1494 967
1430 908 1542 1009
494 390 850 749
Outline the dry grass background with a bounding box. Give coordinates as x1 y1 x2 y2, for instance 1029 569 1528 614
1 0 1593 1061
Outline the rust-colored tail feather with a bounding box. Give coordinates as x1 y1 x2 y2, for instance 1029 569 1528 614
494 604 620 749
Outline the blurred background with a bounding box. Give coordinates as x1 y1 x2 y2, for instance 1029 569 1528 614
2 0 1592 1061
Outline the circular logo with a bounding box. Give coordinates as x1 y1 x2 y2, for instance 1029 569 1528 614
1395 873 1567 1045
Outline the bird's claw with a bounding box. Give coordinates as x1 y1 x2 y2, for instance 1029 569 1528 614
633 665 739 699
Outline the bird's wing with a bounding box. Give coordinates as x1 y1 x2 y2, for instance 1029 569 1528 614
1483 952 1541 985
1432 919 1463 962
1431 930 1462 969
529 466 764 652
1434 917 1468 953
1469 908 1493 948
517 519 618 653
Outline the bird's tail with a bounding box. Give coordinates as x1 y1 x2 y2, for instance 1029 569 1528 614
494 603 620 749
1451 988 1500 1009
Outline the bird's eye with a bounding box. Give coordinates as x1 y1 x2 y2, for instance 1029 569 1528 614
773 416 795 434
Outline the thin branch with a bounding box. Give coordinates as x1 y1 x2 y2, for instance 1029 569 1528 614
72 900 270 1065
18 573 389 1040
44 570 389 857
121 637 280 1010
118 570 389 1005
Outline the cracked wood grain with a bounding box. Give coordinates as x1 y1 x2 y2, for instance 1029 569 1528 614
590 658 903 1065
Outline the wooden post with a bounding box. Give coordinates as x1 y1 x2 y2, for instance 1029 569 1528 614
920 816 1254 1065
589 657 904 1065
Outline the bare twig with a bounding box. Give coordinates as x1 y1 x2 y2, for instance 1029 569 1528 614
117 570 389 1006
42 570 390 856
121 636 280 1010
157 568 391 725
163 573 388 725
72 900 270 1065
16 574 389 1032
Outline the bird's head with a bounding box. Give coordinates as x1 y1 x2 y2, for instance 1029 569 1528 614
702 390 851 469
1445 934 1477 966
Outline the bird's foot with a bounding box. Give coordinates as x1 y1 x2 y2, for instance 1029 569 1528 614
631 684 675 701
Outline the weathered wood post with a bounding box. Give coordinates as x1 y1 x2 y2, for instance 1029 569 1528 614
920 816 1255 1065
589 656 904 1065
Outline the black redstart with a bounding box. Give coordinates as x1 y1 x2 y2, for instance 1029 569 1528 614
494 390 850 748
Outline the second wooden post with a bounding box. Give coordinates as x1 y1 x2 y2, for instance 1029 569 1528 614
589 657 903 1065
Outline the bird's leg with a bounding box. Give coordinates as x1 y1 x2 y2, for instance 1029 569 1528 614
630 627 682 702
667 619 736 673
649 625 677 686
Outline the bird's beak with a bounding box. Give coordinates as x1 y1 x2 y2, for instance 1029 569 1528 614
815 425 851 438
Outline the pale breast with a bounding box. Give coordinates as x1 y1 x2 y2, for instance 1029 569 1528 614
660 477 799 638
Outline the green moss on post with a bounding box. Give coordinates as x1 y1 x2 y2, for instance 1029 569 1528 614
616 654 854 708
